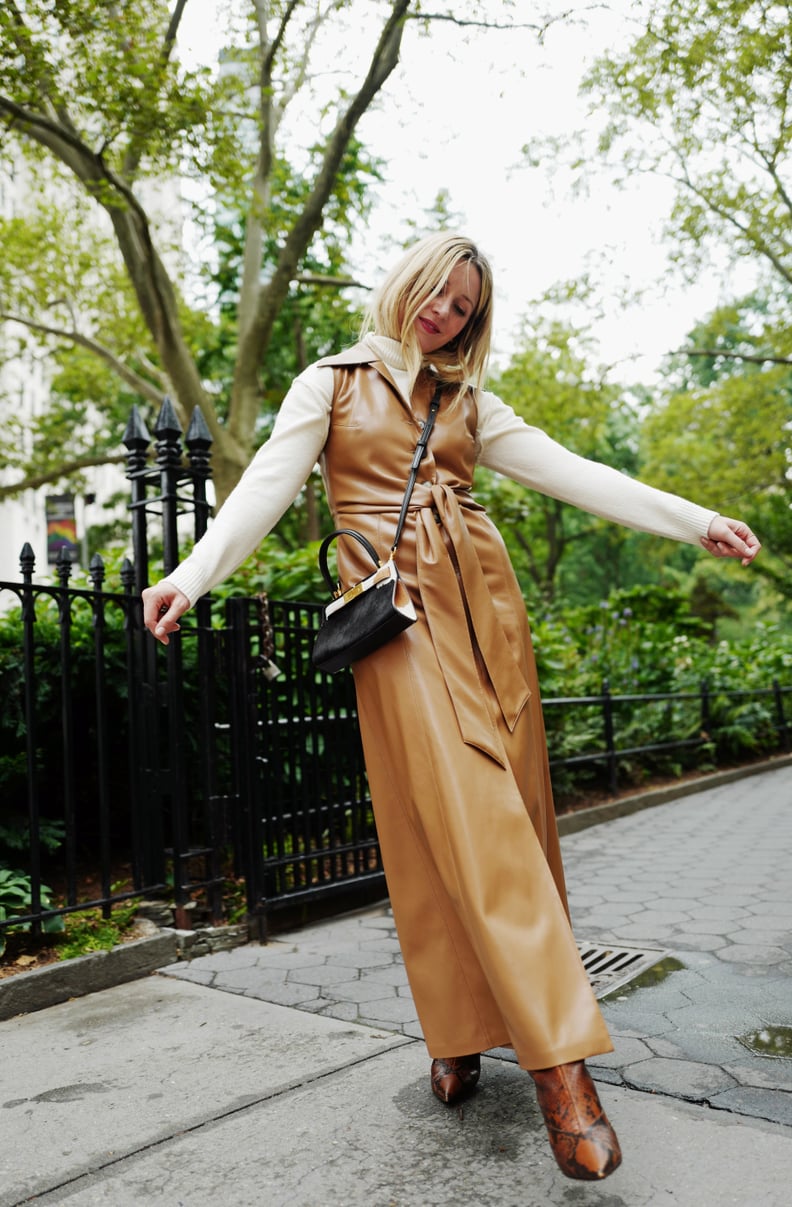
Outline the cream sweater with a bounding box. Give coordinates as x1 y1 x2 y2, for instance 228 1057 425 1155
166 335 716 605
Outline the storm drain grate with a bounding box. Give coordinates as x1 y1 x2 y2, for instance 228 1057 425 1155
576 941 668 999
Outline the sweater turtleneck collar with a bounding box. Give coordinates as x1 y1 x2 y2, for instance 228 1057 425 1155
363 333 406 371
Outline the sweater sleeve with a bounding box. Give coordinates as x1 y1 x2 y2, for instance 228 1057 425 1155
165 364 335 604
475 389 717 546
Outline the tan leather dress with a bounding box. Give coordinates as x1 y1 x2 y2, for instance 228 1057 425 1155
319 348 613 1070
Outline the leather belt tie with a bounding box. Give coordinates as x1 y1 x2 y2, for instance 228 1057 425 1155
414 483 531 766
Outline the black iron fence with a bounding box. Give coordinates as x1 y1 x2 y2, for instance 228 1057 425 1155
2 398 791 949
3 548 791 944
224 596 384 932
0 547 161 943
544 679 792 797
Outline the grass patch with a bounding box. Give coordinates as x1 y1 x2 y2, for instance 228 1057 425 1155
56 899 141 961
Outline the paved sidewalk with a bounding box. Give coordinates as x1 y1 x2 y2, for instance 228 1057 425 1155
2 764 791 1205
164 764 792 1126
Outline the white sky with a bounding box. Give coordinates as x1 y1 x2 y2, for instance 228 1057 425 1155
179 0 753 385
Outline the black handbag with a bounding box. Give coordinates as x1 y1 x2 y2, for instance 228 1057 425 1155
312 385 441 674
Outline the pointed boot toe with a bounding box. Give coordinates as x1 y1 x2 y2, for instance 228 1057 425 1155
530 1060 622 1181
430 1053 481 1105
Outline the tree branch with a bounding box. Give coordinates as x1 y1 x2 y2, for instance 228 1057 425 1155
238 0 303 345
0 311 167 403
3 0 77 136
411 10 574 33
0 93 231 453
233 0 411 437
294 273 371 289
671 155 792 287
0 453 128 500
121 0 190 181
677 347 792 367
757 149 792 223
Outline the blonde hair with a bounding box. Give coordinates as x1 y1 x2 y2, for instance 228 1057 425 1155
362 232 494 399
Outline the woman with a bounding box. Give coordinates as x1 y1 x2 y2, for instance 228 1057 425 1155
143 233 760 1182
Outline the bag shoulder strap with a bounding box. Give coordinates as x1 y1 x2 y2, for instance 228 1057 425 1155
390 383 442 556
318 382 441 591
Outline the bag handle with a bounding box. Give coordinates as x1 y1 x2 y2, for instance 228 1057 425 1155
318 528 381 596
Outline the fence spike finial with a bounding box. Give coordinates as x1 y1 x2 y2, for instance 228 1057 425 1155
123 405 151 448
56 546 73 587
20 540 36 573
89 552 106 590
123 406 152 479
155 396 184 475
154 396 183 439
185 405 212 448
186 406 213 481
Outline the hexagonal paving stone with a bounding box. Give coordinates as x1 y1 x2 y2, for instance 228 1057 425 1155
623 1056 735 1100
360 966 410 988
327 979 397 1003
316 1000 360 1023
718 944 789 965
182 947 271 972
238 948 313 969
211 968 294 993
679 917 739 935
723 1058 792 1094
588 1036 653 1068
729 929 791 947
357 997 420 1025
739 912 792 929
694 905 750 921
709 1085 792 1126
330 951 398 970
675 934 729 952
242 981 321 1008
360 937 403 953
287 964 360 987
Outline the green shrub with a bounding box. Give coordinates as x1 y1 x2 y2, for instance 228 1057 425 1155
0 867 63 957
533 588 792 794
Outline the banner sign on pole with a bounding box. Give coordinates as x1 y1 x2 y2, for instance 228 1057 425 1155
46 494 80 564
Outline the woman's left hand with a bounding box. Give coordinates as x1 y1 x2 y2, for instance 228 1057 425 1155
700 516 761 567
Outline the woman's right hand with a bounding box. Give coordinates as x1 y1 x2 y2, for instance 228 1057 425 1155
141 581 191 645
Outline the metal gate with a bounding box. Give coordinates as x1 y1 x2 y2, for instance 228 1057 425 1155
224 595 384 936
122 398 384 936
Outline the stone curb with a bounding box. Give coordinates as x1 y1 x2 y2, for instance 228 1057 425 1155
0 924 249 1022
555 754 792 837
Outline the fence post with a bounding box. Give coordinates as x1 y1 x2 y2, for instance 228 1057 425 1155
151 402 191 911
186 406 213 544
19 543 42 933
602 678 618 795
122 406 152 595
120 397 222 916
155 397 184 577
185 406 223 922
226 595 266 939
121 556 146 891
55 548 78 905
700 679 711 748
122 406 165 886
773 678 790 753
89 553 113 915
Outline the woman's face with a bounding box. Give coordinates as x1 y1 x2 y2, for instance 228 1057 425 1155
414 261 482 355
